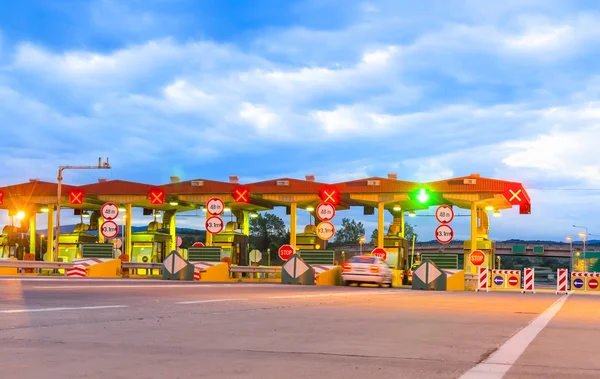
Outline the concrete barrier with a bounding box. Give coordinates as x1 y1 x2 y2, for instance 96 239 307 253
193 261 229 282
66 258 122 278
443 269 465 291
312 264 342 286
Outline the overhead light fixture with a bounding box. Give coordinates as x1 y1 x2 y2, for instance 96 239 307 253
224 207 231 212
408 211 416 217
16 211 25 220
306 206 315 212
169 201 179 206
154 211 162 218
493 210 501 217
249 211 259 218
40 207 49 213
118 207 127 212
393 205 401 211
485 205 494 211
82 211 90 218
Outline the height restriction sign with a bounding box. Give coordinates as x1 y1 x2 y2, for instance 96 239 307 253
435 224 453 244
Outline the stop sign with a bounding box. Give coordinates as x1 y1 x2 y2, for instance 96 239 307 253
371 247 387 260
278 244 295 261
469 250 485 266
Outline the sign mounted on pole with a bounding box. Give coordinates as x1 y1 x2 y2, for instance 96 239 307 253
319 186 340 205
278 244 295 261
149 188 165 205
101 220 119 239
503 184 527 205
435 224 453 244
316 221 335 241
0 191 4 205
316 202 335 221
192 242 205 247
206 197 225 216
469 250 485 266
233 186 250 203
100 202 119 221
435 205 454 224
205 216 224 234
69 190 84 205
371 247 387 260
249 249 262 263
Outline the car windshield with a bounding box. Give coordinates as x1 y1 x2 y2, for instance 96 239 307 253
350 256 377 264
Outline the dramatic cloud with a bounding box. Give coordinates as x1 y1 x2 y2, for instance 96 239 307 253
0 0 599 239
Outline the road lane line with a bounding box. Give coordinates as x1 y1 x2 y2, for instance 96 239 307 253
32 284 281 289
268 290 406 299
0 305 129 314
175 298 248 304
459 294 569 379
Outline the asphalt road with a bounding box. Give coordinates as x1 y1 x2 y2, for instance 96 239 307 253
0 278 598 379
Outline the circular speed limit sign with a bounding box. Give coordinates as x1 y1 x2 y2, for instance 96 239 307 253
435 224 453 244
101 221 119 239
206 198 225 216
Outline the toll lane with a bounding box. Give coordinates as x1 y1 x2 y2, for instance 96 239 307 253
0 280 594 379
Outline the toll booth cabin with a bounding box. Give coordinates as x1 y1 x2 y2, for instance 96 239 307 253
130 222 171 263
212 222 249 266
56 224 99 262
382 223 410 271
0 225 19 259
296 225 326 251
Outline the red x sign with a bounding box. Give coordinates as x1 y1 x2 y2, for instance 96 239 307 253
0 191 3 205
503 184 527 206
233 186 250 203
319 186 340 205
149 188 165 205
69 190 84 205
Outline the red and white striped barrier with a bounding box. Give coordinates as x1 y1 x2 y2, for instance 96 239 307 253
476 266 488 292
193 270 200 281
522 267 535 293
556 268 568 294
66 265 86 277
65 258 112 277
491 270 520 275
572 272 600 277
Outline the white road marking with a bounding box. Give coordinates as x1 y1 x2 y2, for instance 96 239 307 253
0 305 129 314
175 298 248 305
268 290 407 299
459 294 569 379
32 284 278 289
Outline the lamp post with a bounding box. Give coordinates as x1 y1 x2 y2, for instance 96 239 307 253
55 158 111 262
359 236 365 254
566 236 573 272
573 225 588 272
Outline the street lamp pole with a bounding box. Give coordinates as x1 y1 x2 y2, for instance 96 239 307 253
573 225 588 272
55 158 111 262
566 236 573 272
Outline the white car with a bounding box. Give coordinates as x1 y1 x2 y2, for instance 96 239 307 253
342 255 393 287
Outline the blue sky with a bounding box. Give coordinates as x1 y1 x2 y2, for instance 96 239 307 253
0 0 599 242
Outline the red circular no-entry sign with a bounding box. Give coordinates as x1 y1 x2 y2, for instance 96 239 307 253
589 278 599 290
508 276 518 287
278 244 295 261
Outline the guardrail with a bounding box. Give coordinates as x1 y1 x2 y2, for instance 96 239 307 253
0 260 75 275
122 262 163 275
230 266 281 279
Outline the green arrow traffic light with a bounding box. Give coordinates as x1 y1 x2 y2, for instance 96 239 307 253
416 188 429 203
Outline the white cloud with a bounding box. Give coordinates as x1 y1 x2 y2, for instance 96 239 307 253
239 102 279 131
